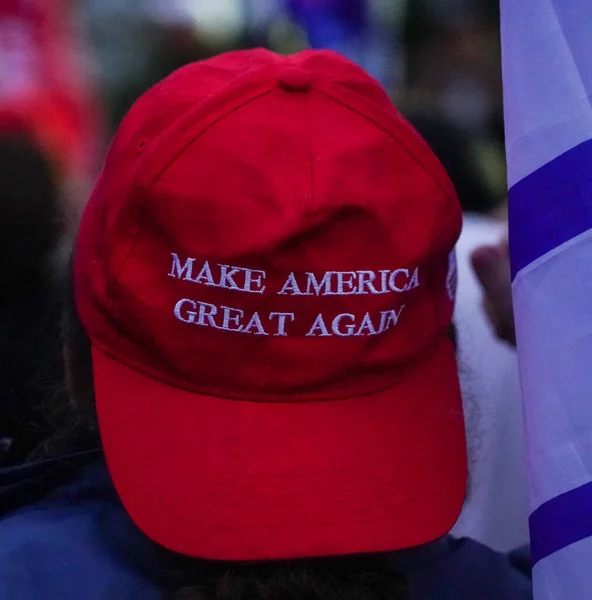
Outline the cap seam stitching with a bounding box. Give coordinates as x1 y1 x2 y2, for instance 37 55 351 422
148 89 278 189
310 88 459 340
313 87 455 205
112 86 278 289
109 60 281 292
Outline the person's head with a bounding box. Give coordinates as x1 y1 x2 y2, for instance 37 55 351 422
66 49 466 599
0 126 63 301
0 122 66 463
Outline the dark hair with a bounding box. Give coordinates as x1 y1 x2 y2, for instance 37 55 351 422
167 553 408 600
54 264 409 600
36 255 99 459
0 134 63 298
0 134 66 463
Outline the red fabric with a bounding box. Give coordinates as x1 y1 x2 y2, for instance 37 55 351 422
75 49 466 560
0 0 102 183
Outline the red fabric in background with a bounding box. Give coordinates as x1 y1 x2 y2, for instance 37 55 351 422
0 0 103 189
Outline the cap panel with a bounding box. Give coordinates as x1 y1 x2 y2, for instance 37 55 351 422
106 69 281 288
304 76 462 332
76 55 283 356
148 90 312 258
307 90 459 369
312 82 458 210
92 89 457 400
105 90 318 397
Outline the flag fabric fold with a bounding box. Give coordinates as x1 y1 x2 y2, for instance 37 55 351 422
502 1 592 598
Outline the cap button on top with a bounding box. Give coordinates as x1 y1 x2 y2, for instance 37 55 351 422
278 66 313 93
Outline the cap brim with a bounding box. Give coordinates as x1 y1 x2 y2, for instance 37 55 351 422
93 341 466 561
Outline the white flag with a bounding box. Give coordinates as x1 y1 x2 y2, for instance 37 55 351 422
502 1 592 598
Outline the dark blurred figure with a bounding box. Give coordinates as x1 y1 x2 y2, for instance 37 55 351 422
0 127 65 465
407 110 501 215
108 22 215 132
403 0 502 146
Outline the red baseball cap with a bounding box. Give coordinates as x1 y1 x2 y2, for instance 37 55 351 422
74 49 466 561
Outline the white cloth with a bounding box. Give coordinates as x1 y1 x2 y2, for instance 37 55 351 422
450 214 529 551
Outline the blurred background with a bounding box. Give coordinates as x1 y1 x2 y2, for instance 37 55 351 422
0 0 507 218
1 0 529 554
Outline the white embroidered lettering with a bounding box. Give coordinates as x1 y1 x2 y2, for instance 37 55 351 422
278 272 304 295
196 301 218 327
332 313 356 336
305 272 335 296
389 269 409 292
269 312 295 336
169 252 419 338
169 253 195 281
194 261 215 286
378 306 406 332
357 271 380 294
174 298 197 323
217 265 241 290
336 272 357 295
243 268 267 294
306 314 331 336
243 312 269 335
356 312 377 336
220 306 244 332
378 270 390 293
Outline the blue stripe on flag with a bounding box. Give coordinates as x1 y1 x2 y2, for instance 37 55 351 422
510 138 592 279
530 480 592 565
